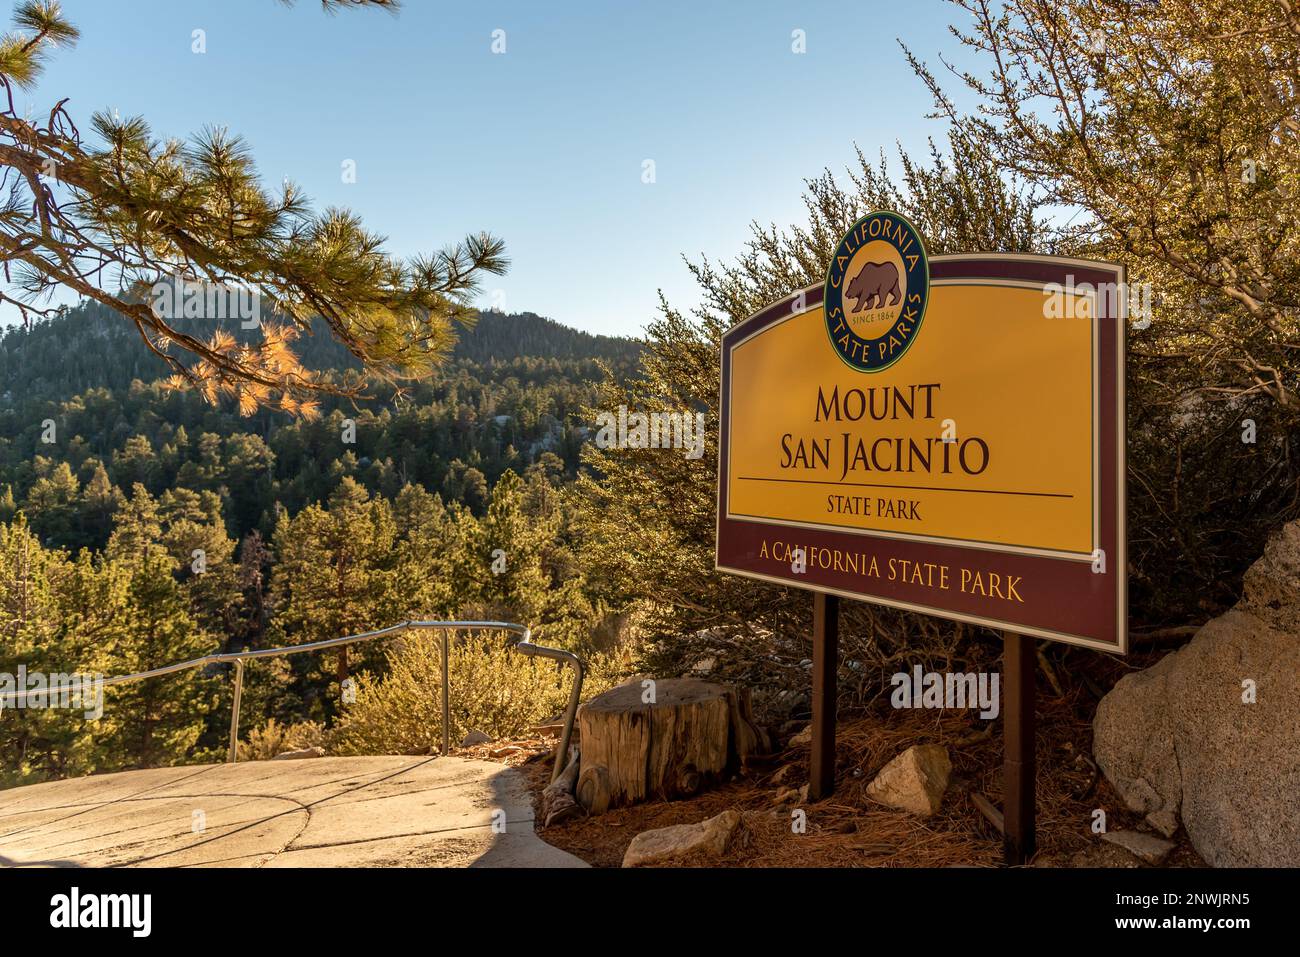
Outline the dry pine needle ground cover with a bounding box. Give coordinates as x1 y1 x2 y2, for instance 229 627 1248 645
501 662 1205 868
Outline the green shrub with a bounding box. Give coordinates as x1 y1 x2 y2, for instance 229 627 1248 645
330 632 619 756
235 718 328 761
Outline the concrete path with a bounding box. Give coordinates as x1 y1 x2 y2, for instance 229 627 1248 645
0 756 587 868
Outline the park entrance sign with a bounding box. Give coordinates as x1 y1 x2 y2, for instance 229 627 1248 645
716 212 1126 653
714 212 1127 865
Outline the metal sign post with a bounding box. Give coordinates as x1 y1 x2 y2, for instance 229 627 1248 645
809 593 839 800
805 610 1041 866
1002 631 1036 865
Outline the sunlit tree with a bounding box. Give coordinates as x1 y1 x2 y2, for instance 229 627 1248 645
0 0 506 416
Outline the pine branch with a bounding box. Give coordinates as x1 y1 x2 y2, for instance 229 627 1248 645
0 0 502 417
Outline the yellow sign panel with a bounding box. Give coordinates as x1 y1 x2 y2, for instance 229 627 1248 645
726 284 1096 557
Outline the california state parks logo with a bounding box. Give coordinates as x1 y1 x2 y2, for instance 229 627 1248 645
823 211 929 372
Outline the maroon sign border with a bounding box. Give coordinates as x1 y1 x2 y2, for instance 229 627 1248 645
715 253 1127 653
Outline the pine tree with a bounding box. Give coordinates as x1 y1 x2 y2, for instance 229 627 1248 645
24 461 80 549
105 484 164 561
0 516 70 782
269 477 398 716
0 0 506 415
0 516 129 782
390 483 454 617
234 531 272 649
474 470 552 623
78 461 124 549
99 551 216 770
156 488 241 638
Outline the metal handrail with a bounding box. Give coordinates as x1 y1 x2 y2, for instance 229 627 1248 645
0 620 584 783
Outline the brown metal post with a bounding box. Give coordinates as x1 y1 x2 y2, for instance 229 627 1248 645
809 592 839 800
1002 631 1036 866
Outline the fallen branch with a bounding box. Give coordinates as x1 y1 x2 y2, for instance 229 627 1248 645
1131 625 1202 644
970 791 1004 834
541 747 583 827
1036 647 1065 697
953 725 993 747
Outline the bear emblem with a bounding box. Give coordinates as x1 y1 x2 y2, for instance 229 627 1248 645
846 260 901 312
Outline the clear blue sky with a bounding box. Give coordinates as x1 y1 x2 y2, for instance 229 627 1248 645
16 0 972 337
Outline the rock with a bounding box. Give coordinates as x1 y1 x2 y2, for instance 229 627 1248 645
1061 843 1145 869
621 809 742 867
271 746 325 760
690 657 717 674
788 725 813 748
1093 658 1181 837
1240 519 1300 626
770 764 794 786
1099 830 1177 865
460 730 492 748
1094 518 1300 867
772 786 799 805
865 744 951 817
530 717 565 737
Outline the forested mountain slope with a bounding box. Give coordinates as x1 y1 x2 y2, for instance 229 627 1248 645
0 301 640 548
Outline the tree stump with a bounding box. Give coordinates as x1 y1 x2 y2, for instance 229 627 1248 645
575 677 768 812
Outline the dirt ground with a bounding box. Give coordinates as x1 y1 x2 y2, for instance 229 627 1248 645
473 674 1205 869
